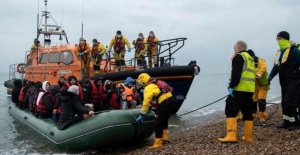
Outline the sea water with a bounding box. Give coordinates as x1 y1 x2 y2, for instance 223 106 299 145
0 60 282 154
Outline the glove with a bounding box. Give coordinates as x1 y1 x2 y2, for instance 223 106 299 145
128 48 131 53
268 78 271 85
78 52 84 56
136 115 143 124
98 52 103 56
228 88 234 97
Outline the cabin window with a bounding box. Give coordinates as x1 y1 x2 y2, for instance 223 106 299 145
26 59 32 66
60 51 73 65
49 52 59 63
39 53 48 64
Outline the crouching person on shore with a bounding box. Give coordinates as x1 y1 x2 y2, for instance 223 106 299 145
218 40 255 143
56 85 94 130
135 73 175 149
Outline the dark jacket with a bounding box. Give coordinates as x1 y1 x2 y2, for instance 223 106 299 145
12 79 22 104
269 45 300 83
229 51 245 89
56 93 90 130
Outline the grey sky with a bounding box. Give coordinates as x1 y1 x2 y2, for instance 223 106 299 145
1 0 300 74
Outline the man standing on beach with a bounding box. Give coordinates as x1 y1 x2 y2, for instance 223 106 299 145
218 40 255 142
268 31 300 130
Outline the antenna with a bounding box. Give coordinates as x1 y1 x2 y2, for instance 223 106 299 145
81 0 84 38
36 0 40 65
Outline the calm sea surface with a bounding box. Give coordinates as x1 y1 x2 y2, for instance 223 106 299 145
0 61 281 154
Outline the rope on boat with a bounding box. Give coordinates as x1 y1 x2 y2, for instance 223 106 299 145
178 95 228 117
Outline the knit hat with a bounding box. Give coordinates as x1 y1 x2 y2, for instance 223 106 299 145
117 30 121 34
247 49 255 57
124 77 134 86
68 85 79 95
277 31 290 40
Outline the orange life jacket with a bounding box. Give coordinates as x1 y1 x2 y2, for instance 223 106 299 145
18 86 29 102
89 80 104 104
147 37 156 47
135 38 145 50
65 83 84 102
113 36 125 51
124 86 134 101
36 91 55 113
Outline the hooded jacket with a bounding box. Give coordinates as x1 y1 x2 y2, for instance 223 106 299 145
12 79 23 104
37 85 60 118
36 81 49 106
56 91 90 130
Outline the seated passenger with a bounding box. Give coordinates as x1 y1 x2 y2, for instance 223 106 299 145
36 85 60 119
119 77 137 109
18 81 32 109
60 75 84 103
57 76 67 89
108 83 121 109
56 85 94 130
84 77 105 111
12 79 23 105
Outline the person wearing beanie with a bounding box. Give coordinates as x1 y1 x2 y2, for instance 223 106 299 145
269 31 300 130
108 30 131 72
146 31 160 68
246 49 270 124
91 38 106 76
56 85 94 130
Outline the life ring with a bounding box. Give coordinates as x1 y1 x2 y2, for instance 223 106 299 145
16 63 26 74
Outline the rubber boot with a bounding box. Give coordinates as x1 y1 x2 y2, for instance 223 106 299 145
276 120 290 129
218 118 237 142
85 68 90 78
80 69 85 79
259 111 268 123
252 113 257 121
120 66 126 71
163 130 169 143
236 111 243 120
115 66 120 72
243 121 253 142
148 138 163 149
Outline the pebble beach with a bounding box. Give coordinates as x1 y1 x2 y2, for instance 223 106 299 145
119 104 300 155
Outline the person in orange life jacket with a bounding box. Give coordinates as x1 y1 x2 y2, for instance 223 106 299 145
36 85 60 119
28 81 43 114
246 49 270 123
119 77 137 109
18 80 32 109
91 39 106 76
60 75 84 103
56 85 94 130
268 31 300 131
108 30 131 72
75 37 92 78
84 77 105 111
218 41 255 143
136 73 176 149
12 79 23 105
146 31 160 68
57 76 67 89
133 33 148 69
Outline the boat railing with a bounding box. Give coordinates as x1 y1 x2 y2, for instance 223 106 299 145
129 37 187 70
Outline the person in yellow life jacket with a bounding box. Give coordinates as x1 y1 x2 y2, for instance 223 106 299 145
269 31 300 131
133 33 147 69
146 31 160 68
108 30 131 72
119 77 137 109
218 40 255 143
135 73 176 149
31 38 41 52
75 37 92 78
247 49 270 123
91 39 106 76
